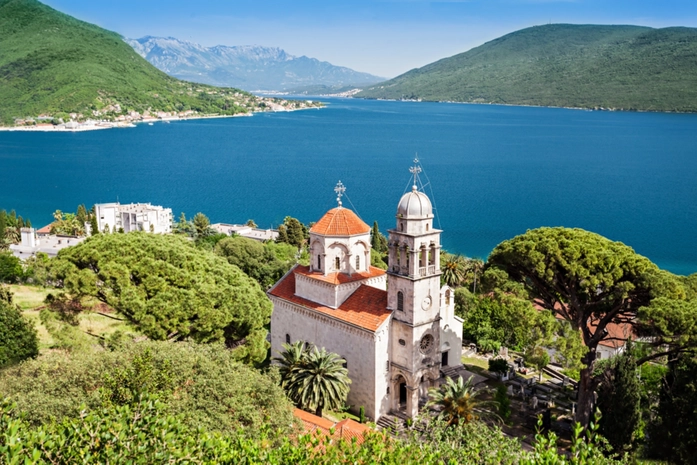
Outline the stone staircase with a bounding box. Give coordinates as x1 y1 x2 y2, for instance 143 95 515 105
441 365 463 379
376 410 408 436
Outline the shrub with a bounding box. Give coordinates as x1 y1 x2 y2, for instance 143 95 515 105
0 287 38 368
0 340 295 437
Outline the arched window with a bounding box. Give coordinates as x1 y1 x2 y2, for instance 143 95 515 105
400 222 404 232
426 223 429 231
335 256 340 270
285 334 291 344
397 291 404 311
317 254 321 270
445 290 451 306
355 255 360 270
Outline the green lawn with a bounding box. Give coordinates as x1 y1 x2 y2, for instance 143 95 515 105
9 284 135 350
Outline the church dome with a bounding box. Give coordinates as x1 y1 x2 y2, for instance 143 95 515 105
310 207 370 236
397 186 433 218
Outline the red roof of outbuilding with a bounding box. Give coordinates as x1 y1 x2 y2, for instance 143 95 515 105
310 207 370 236
269 267 391 332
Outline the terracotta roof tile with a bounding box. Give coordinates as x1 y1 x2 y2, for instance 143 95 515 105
293 409 372 446
533 300 633 348
294 408 334 434
310 207 370 236
294 264 385 285
269 267 391 332
36 223 54 234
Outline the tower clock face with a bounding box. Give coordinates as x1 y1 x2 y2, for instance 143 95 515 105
421 295 432 310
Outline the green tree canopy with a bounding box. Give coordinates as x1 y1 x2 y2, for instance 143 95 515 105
214 236 292 288
49 233 272 364
487 227 693 426
0 286 38 368
0 252 23 283
0 340 295 437
277 216 308 249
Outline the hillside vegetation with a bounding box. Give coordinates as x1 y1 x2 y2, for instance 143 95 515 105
0 0 301 125
358 24 697 112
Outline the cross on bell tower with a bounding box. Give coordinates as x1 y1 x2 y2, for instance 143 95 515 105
334 180 346 207
409 156 422 190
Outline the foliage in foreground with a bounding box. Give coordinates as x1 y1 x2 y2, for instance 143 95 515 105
49 232 272 364
0 397 626 464
0 340 295 437
0 286 38 368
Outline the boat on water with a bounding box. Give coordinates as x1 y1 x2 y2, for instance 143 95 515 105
148 123 154 126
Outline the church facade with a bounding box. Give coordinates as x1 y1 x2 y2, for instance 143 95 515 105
268 175 463 421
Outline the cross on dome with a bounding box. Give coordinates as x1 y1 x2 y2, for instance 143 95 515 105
409 155 422 191
334 180 346 207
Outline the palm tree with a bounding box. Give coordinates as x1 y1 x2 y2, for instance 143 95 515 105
274 341 307 391
281 345 351 417
4 226 20 244
441 254 466 288
465 258 485 293
426 375 497 426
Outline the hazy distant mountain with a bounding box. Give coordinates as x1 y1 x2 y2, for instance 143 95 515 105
126 36 384 91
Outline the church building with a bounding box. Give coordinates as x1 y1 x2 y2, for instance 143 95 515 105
268 168 463 421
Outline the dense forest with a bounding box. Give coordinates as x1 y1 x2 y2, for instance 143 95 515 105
358 24 697 112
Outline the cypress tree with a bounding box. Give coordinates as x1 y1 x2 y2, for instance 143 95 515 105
25 218 31 228
648 354 697 464
76 204 88 225
597 343 641 453
90 214 99 236
0 210 6 241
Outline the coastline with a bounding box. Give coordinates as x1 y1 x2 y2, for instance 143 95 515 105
0 104 323 133
350 96 697 115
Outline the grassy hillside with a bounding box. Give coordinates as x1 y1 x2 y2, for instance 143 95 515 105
0 0 280 124
358 24 697 112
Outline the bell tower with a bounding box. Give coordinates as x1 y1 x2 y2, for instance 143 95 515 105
387 159 443 418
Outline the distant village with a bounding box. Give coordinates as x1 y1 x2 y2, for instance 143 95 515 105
9 201 278 258
4 98 320 132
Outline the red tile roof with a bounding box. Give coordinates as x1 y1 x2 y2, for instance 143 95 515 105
533 300 633 348
294 408 334 434
269 267 391 332
293 409 371 445
310 207 370 236
36 223 54 234
295 264 385 285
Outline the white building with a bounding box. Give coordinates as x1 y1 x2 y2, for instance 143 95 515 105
211 223 279 242
95 202 172 234
269 172 463 422
9 227 85 259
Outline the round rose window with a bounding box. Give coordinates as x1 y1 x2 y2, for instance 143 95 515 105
419 334 434 354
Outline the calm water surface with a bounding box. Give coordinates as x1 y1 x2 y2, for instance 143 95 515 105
1 98 696 275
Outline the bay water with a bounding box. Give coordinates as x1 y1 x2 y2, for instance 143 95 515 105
1 98 696 275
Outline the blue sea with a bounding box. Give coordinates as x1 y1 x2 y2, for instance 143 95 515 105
1 98 696 275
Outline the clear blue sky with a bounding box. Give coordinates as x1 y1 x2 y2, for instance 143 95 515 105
42 0 697 78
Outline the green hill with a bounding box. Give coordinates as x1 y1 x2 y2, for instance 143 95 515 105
0 0 296 125
358 24 697 112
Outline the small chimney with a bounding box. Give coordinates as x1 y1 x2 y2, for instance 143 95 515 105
20 228 36 248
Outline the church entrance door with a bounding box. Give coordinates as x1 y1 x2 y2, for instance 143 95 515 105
441 351 449 367
399 382 407 407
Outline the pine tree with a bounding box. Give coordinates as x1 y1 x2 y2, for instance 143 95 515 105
597 343 641 453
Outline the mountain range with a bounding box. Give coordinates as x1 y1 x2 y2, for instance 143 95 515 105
0 0 311 125
357 24 697 112
126 36 384 92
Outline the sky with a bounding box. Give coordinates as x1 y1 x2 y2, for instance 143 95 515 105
42 0 697 78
